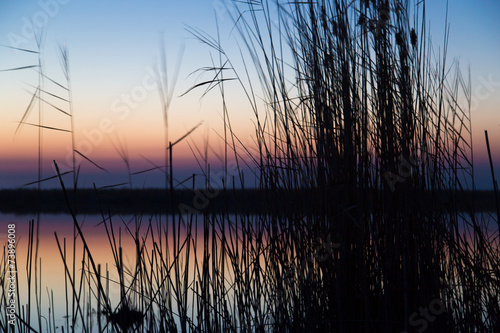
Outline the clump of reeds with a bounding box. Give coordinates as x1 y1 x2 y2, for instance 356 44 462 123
185 0 500 331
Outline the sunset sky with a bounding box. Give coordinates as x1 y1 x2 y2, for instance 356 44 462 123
1 0 499 189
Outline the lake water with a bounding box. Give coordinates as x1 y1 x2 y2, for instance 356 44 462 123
1 212 250 331
1 211 498 331
1 213 135 330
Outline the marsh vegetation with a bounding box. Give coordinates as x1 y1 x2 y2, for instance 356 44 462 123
2 0 500 332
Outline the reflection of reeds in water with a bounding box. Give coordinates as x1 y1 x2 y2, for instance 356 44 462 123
2 0 500 332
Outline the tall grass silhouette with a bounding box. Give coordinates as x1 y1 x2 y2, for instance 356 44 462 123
2 0 500 332
186 0 496 331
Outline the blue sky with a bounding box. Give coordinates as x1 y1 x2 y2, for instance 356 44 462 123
0 0 499 189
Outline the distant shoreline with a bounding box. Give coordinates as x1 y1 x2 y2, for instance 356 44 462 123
0 188 497 214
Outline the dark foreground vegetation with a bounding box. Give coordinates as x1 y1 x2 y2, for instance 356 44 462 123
2 0 500 332
1 189 499 214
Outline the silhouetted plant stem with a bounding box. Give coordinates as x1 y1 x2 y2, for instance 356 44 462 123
485 130 500 233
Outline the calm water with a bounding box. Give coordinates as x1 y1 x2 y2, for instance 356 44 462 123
1 213 131 329
1 211 497 331
1 212 241 330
